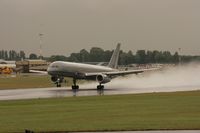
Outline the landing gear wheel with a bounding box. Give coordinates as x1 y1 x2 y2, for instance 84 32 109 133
97 85 104 95
72 85 79 96
56 83 61 87
72 78 79 90
72 85 79 90
97 85 104 90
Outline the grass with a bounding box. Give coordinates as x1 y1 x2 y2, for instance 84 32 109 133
0 75 54 89
0 75 85 89
0 91 200 132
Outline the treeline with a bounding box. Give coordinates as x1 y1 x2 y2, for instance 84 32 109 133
0 50 25 61
1 48 200 65
0 50 42 60
47 47 200 64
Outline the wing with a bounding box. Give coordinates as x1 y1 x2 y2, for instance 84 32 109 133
85 68 159 78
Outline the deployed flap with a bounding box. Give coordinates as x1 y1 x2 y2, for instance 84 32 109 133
108 43 121 69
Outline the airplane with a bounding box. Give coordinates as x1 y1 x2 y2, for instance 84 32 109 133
47 43 158 90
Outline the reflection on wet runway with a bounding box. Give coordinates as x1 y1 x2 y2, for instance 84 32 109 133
0 84 200 100
0 87 123 100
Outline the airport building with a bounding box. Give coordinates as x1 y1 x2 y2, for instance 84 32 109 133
16 59 49 73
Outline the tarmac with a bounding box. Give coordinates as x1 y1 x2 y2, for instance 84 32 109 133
0 83 200 100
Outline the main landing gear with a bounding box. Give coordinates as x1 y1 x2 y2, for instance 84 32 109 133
70 78 105 96
71 78 79 90
71 78 79 96
97 84 104 95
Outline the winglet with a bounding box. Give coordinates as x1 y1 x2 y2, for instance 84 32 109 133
108 43 121 69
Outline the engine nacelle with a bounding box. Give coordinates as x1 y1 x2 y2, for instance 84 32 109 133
96 74 111 84
51 76 63 83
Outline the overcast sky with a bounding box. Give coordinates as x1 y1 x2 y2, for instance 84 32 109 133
0 0 200 56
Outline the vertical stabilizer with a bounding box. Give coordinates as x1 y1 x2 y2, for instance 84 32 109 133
108 43 121 69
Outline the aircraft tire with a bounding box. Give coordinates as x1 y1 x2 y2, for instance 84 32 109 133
97 85 100 90
72 85 74 90
97 85 104 90
76 85 79 89
72 85 79 90
57 84 61 87
101 85 104 90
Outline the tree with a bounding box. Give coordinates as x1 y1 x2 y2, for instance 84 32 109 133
29 53 38 59
126 51 135 64
68 53 80 62
152 50 160 63
1 50 5 59
48 55 68 62
145 51 153 63
119 51 127 65
135 50 146 64
119 51 134 65
80 49 90 62
0 50 2 59
155 51 164 63
173 52 179 63
103 50 112 62
4 51 8 60
11 50 17 60
89 47 104 62
20 51 26 60
162 51 172 63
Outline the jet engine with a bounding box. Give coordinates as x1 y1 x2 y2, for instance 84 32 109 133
96 74 111 84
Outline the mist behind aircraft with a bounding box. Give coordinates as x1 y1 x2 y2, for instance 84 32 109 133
82 63 200 93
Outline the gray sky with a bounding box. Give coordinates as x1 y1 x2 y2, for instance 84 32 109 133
0 0 200 56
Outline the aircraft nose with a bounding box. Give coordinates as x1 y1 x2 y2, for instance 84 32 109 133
47 62 59 75
47 66 52 75
47 63 56 75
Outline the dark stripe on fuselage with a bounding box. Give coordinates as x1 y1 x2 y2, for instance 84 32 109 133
48 70 96 80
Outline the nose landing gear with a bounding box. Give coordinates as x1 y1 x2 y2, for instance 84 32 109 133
55 78 63 87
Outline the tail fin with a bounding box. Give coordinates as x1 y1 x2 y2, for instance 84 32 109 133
108 43 121 69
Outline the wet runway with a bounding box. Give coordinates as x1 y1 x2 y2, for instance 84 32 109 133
0 83 200 100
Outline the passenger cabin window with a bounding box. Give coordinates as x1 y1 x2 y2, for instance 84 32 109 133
51 65 58 68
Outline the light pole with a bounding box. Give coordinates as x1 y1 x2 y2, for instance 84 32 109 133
39 33 44 59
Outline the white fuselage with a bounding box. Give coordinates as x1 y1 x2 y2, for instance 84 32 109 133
47 61 116 78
